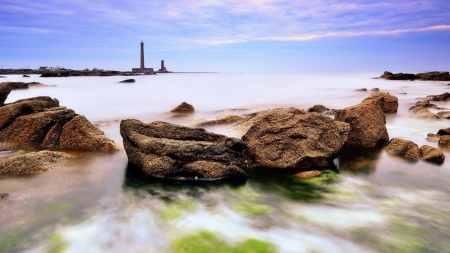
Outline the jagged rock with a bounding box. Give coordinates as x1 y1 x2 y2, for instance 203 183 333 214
356 88 367 92
437 128 450 136
417 71 450 81
412 100 439 109
362 92 398 113
427 133 441 142
292 170 322 179
242 108 349 169
120 119 250 179
427 92 450 101
0 151 72 176
334 99 389 148
170 102 194 114
409 106 437 120
119 79 135 83
307 105 328 113
0 84 11 105
380 71 393 78
420 145 445 162
438 135 450 149
437 111 450 119
195 115 244 126
385 138 421 160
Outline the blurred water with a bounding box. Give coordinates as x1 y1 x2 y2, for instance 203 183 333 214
1 73 450 253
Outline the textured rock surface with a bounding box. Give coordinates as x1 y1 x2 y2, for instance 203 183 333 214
427 92 450 102
420 145 445 162
385 138 421 160
409 106 437 120
0 84 11 105
362 92 398 113
427 133 441 142
417 71 450 81
120 119 250 179
242 108 349 169
292 170 322 179
0 82 29 89
438 135 450 149
170 102 195 113
0 151 72 176
195 115 244 126
436 111 450 119
437 128 450 136
307 105 328 113
334 99 389 148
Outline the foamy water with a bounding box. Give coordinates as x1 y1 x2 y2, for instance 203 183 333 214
1 73 450 253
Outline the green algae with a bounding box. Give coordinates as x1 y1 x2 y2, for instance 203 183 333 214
231 202 270 216
171 231 277 253
43 233 70 253
160 200 197 221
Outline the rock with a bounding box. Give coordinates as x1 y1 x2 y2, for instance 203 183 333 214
412 100 439 109
23 75 30 77
119 79 135 83
371 88 380 92
381 72 419 80
40 72 57 77
356 88 367 92
170 102 195 114
0 151 72 176
307 104 328 113
380 71 393 78
362 92 398 113
427 92 450 101
437 111 450 119
292 170 322 179
0 76 6 78
409 106 437 120
242 108 349 169
385 138 421 160
427 133 441 142
120 119 250 179
438 135 450 149
437 128 450 136
195 115 244 126
334 99 389 148
0 84 11 106
0 82 29 89
0 193 8 200
420 145 445 162
417 71 450 81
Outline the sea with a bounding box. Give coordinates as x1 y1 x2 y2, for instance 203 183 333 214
1 73 450 253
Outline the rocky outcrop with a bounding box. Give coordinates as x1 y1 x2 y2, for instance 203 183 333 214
242 108 349 169
120 119 251 179
385 138 421 160
334 99 389 148
195 115 244 126
380 72 419 80
362 92 398 113
119 79 135 83
170 102 194 114
420 145 445 162
0 84 11 105
380 71 393 78
417 71 450 81
0 82 29 89
0 151 73 176
427 92 450 102
0 95 119 151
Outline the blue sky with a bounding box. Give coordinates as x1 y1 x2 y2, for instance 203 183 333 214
0 0 449 72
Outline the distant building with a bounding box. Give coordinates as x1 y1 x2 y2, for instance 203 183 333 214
132 41 154 74
38 66 48 71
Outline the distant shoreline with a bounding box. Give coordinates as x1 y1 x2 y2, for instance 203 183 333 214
0 69 218 76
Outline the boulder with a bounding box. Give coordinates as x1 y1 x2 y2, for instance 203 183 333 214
420 145 445 163
385 138 421 160
292 170 322 179
170 102 195 114
437 128 450 136
334 99 389 148
362 92 398 113
0 84 11 105
119 79 135 83
242 108 350 169
307 104 328 113
120 119 250 179
195 115 244 126
438 135 450 149
0 151 72 176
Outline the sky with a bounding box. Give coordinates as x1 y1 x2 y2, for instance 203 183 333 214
0 0 449 73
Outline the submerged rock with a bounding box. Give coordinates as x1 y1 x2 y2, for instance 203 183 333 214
0 151 73 176
371 88 380 92
385 138 421 160
23 75 30 77
362 92 398 113
437 111 450 119
427 92 450 102
170 102 195 114
355 88 367 92
242 108 349 169
195 115 244 126
335 99 389 148
292 170 322 179
420 145 445 163
120 119 250 179
119 79 135 83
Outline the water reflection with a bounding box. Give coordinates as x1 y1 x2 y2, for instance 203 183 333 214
338 147 382 174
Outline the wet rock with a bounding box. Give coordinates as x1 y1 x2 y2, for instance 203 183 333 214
195 115 244 126
0 84 11 105
427 92 450 101
371 88 380 92
437 128 450 136
40 72 57 77
362 92 398 113
0 151 72 176
420 145 445 163
242 108 349 169
409 106 437 120
438 135 450 149
417 71 450 81
334 99 389 148
427 133 441 142
292 170 322 179
170 102 195 114
412 100 439 109
119 79 135 83
307 104 328 113
0 82 29 89
356 88 367 92
437 111 450 119
23 75 30 77
120 119 250 179
385 138 421 160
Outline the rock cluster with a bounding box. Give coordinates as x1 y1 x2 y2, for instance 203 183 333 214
380 71 450 81
385 138 445 162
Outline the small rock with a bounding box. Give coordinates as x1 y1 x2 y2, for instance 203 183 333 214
385 138 421 160
427 92 450 101
356 88 367 91
119 79 135 83
438 135 450 149
427 133 441 142
0 76 6 78
436 111 450 119
195 115 244 126
170 102 195 114
371 88 380 92
0 193 8 200
292 170 322 179
420 145 445 163
307 104 328 113
23 75 30 77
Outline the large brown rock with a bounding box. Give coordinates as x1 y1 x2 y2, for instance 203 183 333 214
0 151 72 176
417 71 450 81
0 82 29 89
437 128 450 136
241 108 350 169
334 99 389 148
0 84 11 105
362 92 398 113
120 119 250 179
385 138 421 160
170 102 194 114
420 145 445 162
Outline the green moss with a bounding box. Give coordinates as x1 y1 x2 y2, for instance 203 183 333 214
48 203 75 213
43 233 69 253
231 202 270 216
0 232 29 252
160 201 197 221
171 231 277 253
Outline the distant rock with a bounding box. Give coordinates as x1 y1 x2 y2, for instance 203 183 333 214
420 145 445 163
385 138 421 160
292 170 322 179
119 79 135 83
380 72 419 80
170 102 195 114
417 71 450 81
0 84 11 106
0 76 6 78
335 99 389 148
307 104 328 113
242 108 350 169
380 71 393 78
362 92 398 113
23 75 30 77
0 151 73 176
355 88 367 92
0 193 8 200
40 72 57 77
195 115 244 126
371 88 380 92
120 119 250 179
